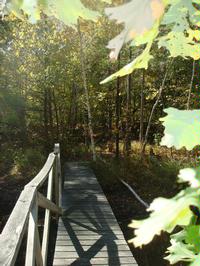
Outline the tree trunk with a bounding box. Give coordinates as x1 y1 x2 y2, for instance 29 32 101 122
48 87 54 143
187 60 195 110
52 88 60 141
78 21 96 161
43 86 49 152
124 48 132 156
115 54 121 159
139 70 145 144
69 82 78 133
141 59 173 155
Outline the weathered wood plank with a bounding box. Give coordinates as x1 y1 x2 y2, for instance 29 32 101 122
57 224 121 230
0 187 36 266
54 249 133 257
53 162 138 266
53 257 137 265
57 230 123 236
37 192 62 215
56 235 127 241
55 239 128 246
55 244 130 252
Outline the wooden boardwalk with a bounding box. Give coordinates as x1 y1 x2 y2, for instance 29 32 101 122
53 162 138 266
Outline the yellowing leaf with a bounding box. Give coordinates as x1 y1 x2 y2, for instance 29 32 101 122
159 0 200 60
101 21 160 84
158 31 200 60
101 42 153 84
105 0 165 59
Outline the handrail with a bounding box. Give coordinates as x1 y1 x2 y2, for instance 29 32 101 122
25 153 56 189
0 143 62 266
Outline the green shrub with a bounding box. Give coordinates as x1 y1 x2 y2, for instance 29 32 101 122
14 148 45 175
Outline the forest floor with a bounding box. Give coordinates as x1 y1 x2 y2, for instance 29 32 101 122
0 143 193 265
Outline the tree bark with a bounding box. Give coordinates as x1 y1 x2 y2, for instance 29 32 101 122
139 70 145 144
141 59 173 155
115 54 121 159
52 88 60 141
124 48 132 156
78 20 96 161
43 86 49 151
187 60 195 110
48 87 54 142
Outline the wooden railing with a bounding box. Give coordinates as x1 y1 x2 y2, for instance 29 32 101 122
0 143 62 266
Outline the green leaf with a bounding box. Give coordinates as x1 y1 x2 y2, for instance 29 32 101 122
102 0 200 84
185 226 200 252
160 108 200 150
158 0 200 60
129 189 199 247
165 239 196 264
165 225 200 264
158 31 200 60
7 0 42 23
43 0 99 27
7 0 110 26
100 20 160 84
100 40 153 84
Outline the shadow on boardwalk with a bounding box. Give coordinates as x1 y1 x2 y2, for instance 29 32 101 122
53 162 137 266
62 194 120 266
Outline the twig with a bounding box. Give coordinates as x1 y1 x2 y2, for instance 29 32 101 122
120 179 149 208
187 60 195 110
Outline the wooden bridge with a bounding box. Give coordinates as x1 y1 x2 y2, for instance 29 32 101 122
0 144 138 266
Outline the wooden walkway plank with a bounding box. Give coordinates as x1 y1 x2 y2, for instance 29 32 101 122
53 162 138 266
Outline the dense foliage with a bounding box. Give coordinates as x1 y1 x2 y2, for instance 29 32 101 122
1 0 200 265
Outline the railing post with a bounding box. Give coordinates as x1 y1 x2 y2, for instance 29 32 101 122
25 194 38 266
54 143 62 208
42 168 53 266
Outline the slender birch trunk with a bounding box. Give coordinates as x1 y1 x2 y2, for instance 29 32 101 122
139 70 145 144
187 60 195 110
115 54 121 159
124 48 132 156
141 60 173 155
78 21 96 161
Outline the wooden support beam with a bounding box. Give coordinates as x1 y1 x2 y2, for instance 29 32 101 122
25 197 38 266
35 227 43 266
42 169 53 266
37 192 62 215
54 143 62 207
